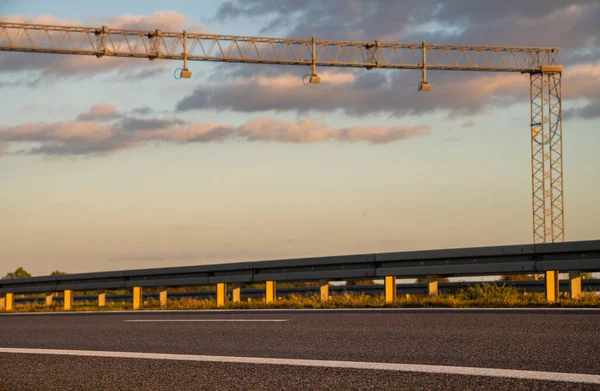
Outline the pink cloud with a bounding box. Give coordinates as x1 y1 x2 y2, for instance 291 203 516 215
177 64 600 118
341 125 430 144
0 104 430 156
239 118 340 143
77 104 120 122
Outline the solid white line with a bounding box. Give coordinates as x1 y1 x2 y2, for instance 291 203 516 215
0 347 598 384
123 319 288 322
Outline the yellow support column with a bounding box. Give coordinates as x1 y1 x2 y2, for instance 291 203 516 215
384 276 396 303
133 287 142 310
217 283 228 307
45 293 54 307
0 293 14 311
232 283 241 303
427 276 439 297
265 281 276 304
98 291 106 307
545 270 559 303
319 280 329 303
569 271 582 299
64 290 73 311
159 289 168 309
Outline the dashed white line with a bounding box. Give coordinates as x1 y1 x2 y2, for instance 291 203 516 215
123 319 288 322
0 347 598 384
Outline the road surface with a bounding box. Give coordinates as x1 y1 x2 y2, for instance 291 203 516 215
0 308 599 390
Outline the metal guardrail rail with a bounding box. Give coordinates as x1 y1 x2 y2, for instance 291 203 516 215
12 280 600 305
1 239 599 310
2 240 599 293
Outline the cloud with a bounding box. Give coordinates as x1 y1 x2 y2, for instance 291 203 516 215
176 64 600 118
238 118 339 143
564 101 600 119
0 104 430 156
237 118 429 144
76 104 120 122
340 125 429 144
102 11 189 31
215 1 599 65
205 1 600 119
130 106 154 116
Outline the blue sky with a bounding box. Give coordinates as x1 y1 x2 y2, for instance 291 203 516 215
1 1 599 276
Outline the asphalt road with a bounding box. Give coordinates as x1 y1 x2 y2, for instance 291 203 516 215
0 309 599 390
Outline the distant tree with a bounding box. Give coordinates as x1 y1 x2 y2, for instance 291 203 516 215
500 274 543 281
50 270 68 275
415 277 449 283
500 274 535 281
2 267 32 279
345 280 376 286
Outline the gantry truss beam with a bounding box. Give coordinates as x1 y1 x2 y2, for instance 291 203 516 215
0 21 565 244
0 22 560 72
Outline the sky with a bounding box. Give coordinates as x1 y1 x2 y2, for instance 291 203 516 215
0 1 599 276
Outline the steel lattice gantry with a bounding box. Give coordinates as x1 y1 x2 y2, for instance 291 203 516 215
530 72 564 244
0 21 564 246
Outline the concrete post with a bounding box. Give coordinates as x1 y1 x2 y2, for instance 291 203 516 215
64 290 73 311
427 276 439 296
0 293 14 311
133 287 142 310
232 283 241 303
384 276 397 303
217 283 228 307
265 281 276 304
545 270 559 303
45 293 54 307
159 289 168 309
98 291 106 307
569 271 582 299
319 279 329 303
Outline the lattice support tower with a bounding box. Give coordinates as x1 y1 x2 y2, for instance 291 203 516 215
529 69 564 244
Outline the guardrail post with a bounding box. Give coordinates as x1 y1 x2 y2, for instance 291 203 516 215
159 289 168 309
384 276 396 303
320 280 329 302
427 276 439 296
64 290 73 310
45 293 54 307
217 283 228 307
569 271 582 299
133 287 142 310
98 290 106 307
265 281 276 304
232 283 241 303
545 270 559 303
0 293 14 311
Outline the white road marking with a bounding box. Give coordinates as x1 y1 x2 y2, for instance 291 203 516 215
0 347 598 384
123 319 288 322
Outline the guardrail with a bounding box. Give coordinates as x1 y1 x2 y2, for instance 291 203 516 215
1 239 599 311
12 280 600 305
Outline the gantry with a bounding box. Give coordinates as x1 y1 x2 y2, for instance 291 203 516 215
0 21 564 245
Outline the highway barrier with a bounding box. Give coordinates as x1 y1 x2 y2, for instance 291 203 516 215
1 239 599 311
10 279 600 306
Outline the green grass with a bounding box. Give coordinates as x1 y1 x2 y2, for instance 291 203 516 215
3 284 599 313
